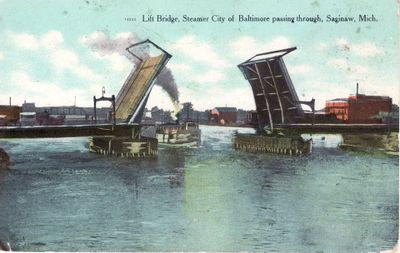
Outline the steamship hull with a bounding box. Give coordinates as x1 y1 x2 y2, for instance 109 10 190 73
156 123 201 146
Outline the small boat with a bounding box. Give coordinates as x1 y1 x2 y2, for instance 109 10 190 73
156 121 201 146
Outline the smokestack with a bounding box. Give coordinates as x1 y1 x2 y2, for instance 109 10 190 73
9 97 11 106
356 82 359 97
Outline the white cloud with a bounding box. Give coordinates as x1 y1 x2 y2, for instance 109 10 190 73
8 32 40 50
352 42 383 57
172 35 229 68
263 36 292 52
327 58 368 75
321 57 398 105
79 31 108 46
349 70 399 97
9 70 89 106
0 51 4 60
315 42 328 51
93 52 131 72
49 48 79 70
190 70 226 83
335 38 383 57
351 65 368 75
7 30 104 82
296 80 355 109
288 64 313 74
228 36 257 59
79 31 138 56
173 85 255 111
167 62 191 72
114 32 135 41
39 36 103 81
79 31 139 73
360 78 399 103
41 30 64 49
46 47 102 81
336 37 350 51
10 71 60 97
327 58 348 69
73 65 104 81
229 36 292 59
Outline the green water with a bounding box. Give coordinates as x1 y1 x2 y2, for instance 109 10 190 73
0 125 398 252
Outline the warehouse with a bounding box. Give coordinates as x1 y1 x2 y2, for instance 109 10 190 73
325 94 392 123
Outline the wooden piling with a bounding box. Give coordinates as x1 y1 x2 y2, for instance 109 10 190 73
233 134 312 156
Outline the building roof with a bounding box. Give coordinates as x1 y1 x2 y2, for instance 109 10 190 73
20 112 36 116
327 98 348 102
214 107 237 113
349 94 392 100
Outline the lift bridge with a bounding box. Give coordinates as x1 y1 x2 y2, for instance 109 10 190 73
237 47 398 134
235 47 398 155
0 43 397 140
0 39 171 139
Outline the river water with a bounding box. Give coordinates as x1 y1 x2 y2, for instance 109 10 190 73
0 125 398 252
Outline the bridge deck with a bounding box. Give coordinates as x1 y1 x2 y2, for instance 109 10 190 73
0 124 140 139
277 124 398 134
0 124 397 139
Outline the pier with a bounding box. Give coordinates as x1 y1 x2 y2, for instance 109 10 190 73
233 133 312 155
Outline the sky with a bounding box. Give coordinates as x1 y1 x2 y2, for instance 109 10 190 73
0 0 399 111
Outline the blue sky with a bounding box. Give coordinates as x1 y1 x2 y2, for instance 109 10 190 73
0 0 398 111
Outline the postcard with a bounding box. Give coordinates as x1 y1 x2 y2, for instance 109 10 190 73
0 0 398 252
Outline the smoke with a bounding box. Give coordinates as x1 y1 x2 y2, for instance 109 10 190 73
156 68 178 101
81 31 181 117
80 31 140 62
155 67 181 120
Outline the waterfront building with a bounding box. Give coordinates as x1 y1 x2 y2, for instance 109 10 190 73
209 107 238 125
325 94 392 123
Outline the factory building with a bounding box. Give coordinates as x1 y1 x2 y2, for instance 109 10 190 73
209 107 237 125
325 94 392 124
325 98 349 122
0 105 22 125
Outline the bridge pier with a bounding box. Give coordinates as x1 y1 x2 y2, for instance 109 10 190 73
233 133 312 155
89 136 158 158
340 132 398 154
88 125 158 158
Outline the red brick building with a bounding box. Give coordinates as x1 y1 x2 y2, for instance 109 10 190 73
0 105 22 125
325 94 392 123
325 98 349 121
209 107 237 125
